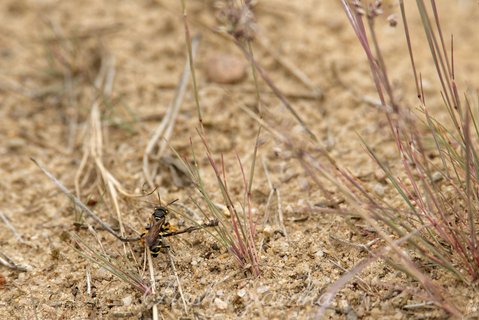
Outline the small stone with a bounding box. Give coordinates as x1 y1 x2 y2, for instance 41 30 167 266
262 224 273 236
122 295 132 306
299 178 310 191
271 240 289 256
256 285 269 294
315 249 324 258
431 171 443 183
340 299 349 310
7 138 25 150
205 53 247 84
346 308 358 320
164 287 174 296
373 183 385 196
96 267 112 280
191 258 199 266
237 288 247 298
221 206 231 218
214 297 228 310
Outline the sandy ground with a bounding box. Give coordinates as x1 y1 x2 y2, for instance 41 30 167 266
1 0 479 319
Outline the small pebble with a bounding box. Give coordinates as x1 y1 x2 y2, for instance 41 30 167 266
237 288 247 298
431 171 443 183
214 297 228 310
256 285 269 294
262 224 273 236
272 240 289 256
122 295 132 306
7 138 25 150
315 249 324 258
299 178 310 191
373 183 385 196
205 53 247 84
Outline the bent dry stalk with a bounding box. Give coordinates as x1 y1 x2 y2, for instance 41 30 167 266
32 158 219 245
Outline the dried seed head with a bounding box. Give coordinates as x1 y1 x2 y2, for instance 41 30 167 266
216 2 256 41
367 0 383 19
352 0 365 16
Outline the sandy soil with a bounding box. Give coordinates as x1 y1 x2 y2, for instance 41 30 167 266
1 0 479 319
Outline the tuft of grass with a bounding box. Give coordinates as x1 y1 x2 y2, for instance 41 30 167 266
342 0 479 284
311 0 479 317
246 0 476 317
171 131 262 277
178 0 261 276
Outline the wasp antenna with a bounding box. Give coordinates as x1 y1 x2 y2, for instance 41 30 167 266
157 192 162 205
167 199 179 207
141 183 159 197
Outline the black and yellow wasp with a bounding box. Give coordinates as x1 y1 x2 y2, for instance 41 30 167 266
141 199 177 257
140 199 218 257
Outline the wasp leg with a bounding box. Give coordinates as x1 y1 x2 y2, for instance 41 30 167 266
161 220 218 237
159 222 177 233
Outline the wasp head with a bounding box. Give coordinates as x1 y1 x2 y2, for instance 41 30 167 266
152 206 169 221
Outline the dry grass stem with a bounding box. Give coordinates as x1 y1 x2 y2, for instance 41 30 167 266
147 250 159 320
33 158 142 242
167 251 188 314
0 210 25 243
0 252 27 272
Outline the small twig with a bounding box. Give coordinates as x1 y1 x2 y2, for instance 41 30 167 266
403 301 435 309
0 210 25 243
329 234 380 253
147 250 159 320
326 258 371 292
0 253 27 272
86 267 92 296
262 156 274 191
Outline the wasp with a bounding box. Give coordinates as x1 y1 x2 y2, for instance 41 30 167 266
142 199 177 257
141 199 218 257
